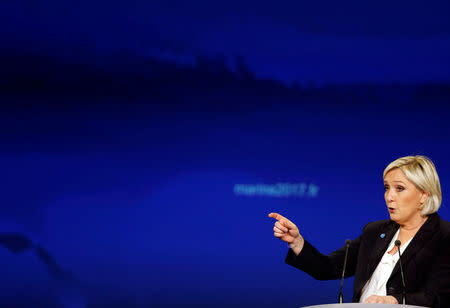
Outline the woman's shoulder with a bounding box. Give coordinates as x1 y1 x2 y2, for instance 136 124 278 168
362 213 450 233
437 214 450 236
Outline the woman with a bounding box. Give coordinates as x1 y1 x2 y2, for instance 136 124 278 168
270 155 450 307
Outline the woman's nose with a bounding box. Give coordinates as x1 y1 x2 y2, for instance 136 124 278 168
386 190 395 202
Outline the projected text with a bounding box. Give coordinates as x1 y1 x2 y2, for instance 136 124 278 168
233 183 319 198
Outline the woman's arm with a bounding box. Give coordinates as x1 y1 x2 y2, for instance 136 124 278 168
284 233 362 280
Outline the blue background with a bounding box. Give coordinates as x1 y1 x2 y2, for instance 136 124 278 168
1 1 450 307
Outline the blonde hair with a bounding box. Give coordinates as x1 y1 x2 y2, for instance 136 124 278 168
383 155 442 215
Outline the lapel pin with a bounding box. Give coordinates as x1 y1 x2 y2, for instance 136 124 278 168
380 233 386 238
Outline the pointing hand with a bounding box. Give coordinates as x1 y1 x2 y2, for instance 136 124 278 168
268 212 304 255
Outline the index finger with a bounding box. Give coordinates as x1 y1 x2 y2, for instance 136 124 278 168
268 212 285 220
268 212 296 228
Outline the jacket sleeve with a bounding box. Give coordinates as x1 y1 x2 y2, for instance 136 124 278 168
390 233 450 308
284 231 364 281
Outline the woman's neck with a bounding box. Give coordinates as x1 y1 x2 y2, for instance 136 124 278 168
400 215 428 232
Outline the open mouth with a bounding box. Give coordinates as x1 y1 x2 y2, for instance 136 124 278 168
388 207 396 212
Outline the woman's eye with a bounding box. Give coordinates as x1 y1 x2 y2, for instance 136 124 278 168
384 185 389 191
396 186 405 192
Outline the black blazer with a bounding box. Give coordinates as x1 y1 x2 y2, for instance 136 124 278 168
285 213 450 307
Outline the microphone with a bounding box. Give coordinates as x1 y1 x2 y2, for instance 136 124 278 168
338 239 351 304
395 240 406 305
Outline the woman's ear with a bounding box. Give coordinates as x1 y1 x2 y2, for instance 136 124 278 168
419 191 429 206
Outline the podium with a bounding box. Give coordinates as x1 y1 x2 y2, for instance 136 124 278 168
301 304 428 308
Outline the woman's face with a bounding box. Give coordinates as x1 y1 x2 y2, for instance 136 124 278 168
384 168 428 225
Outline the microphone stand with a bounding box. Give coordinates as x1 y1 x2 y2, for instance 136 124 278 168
338 239 351 303
395 240 406 305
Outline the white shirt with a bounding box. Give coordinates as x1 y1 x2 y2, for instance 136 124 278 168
359 229 412 303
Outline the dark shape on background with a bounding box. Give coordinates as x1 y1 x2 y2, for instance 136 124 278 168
0 232 86 308
35 246 78 284
0 232 33 253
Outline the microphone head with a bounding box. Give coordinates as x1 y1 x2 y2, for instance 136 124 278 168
395 240 401 247
345 239 351 246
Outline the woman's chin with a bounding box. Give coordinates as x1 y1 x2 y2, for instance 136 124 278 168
389 213 400 222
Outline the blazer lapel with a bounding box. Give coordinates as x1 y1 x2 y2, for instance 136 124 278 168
365 221 399 279
389 213 439 278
